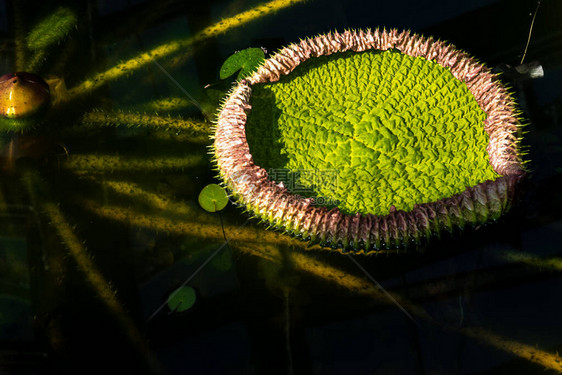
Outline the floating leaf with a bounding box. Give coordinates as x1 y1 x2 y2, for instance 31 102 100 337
167 286 196 313
198 184 228 212
213 30 526 251
246 49 498 216
219 48 265 80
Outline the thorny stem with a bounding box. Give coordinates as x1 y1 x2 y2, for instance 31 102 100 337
218 210 228 242
520 0 542 65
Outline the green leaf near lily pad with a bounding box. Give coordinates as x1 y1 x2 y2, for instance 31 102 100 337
219 48 265 80
198 184 228 212
167 286 196 313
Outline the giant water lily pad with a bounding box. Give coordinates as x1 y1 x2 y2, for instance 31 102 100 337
247 49 498 216
213 29 525 253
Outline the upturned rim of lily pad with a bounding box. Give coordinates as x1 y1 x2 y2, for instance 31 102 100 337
213 29 526 253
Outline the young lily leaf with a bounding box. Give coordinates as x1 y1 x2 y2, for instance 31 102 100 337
198 184 228 212
219 48 265 80
167 286 196 313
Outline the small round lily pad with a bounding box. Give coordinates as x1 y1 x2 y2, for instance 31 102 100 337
220 48 265 80
198 184 228 212
167 286 196 313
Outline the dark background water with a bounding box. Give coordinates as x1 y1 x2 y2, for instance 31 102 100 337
0 0 561 374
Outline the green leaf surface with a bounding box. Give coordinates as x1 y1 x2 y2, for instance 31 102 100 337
220 48 265 80
198 184 228 212
246 49 500 216
167 286 196 313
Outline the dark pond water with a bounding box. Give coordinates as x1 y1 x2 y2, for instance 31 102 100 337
0 0 561 374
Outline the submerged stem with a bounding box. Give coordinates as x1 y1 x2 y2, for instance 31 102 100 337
520 0 542 65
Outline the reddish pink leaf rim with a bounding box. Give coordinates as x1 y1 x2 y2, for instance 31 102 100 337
213 29 526 252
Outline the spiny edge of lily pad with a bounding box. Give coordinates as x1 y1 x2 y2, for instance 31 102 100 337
211 28 527 254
